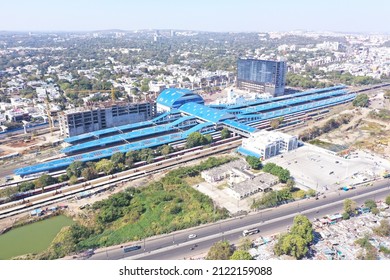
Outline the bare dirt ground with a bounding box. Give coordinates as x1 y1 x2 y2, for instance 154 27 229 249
0 131 64 180
286 89 390 160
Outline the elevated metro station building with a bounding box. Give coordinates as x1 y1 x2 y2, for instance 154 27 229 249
15 85 356 177
156 88 204 112
238 130 298 160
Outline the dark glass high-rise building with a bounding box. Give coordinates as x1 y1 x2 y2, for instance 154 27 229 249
237 58 287 96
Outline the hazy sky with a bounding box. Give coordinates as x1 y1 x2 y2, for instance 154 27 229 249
1 0 388 33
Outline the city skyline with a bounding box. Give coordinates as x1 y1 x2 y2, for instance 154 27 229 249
1 0 389 34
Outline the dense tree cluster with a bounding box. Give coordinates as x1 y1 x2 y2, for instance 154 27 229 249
364 199 379 215
251 187 294 209
0 173 61 201
230 250 253 260
206 240 234 260
93 189 135 224
353 94 369 107
206 239 254 260
287 71 381 89
220 128 231 139
81 167 98 181
95 159 115 175
274 215 313 259
64 145 175 186
364 199 377 210
330 71 381 86
262 163 291 183
66 161 85 178
342 199 357 220
185 132 213 148
69 224 95 245
17 181 36 192
245 156 262 170
33 174 57 189
286 72 331 89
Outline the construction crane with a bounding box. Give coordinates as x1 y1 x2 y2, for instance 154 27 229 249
45 91 54 136
111 87 116 101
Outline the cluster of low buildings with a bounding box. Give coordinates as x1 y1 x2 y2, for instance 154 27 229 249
249 206 390 260
0 96 61 129
89 60 234 96
274 32 390 79
200 159 279 200
228 172 278 200
312 211 390 260
201 159 250 183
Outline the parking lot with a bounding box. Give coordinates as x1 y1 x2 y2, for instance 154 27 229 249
266 144 390 193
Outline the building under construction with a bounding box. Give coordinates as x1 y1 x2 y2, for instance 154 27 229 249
58 100 156 137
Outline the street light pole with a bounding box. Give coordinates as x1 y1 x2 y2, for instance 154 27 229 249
219 223 225 241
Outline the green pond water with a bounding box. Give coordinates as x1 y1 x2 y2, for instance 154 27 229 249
0 215 74 259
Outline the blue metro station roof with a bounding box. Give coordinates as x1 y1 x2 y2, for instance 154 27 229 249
157 88 204 109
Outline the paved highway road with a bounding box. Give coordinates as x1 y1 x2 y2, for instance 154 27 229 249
88 178 390 260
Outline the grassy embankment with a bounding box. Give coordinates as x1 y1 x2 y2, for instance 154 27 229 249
35 156 234 259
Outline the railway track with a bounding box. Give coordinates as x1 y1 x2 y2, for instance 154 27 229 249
0 140 242 218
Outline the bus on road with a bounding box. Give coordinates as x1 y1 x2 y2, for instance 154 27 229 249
123 245 141 253
242 228 260 236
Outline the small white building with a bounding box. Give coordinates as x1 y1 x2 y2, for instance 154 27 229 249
239 130 298 160
201 159 249 183
228 172 278 200
5 108 30 122
149 81 166 93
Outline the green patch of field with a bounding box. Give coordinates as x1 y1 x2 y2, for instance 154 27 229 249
37 157 234 258
360 121 385 135
309 139 348 152
184 175 204 186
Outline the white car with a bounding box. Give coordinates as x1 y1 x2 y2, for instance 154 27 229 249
188 234 197 239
